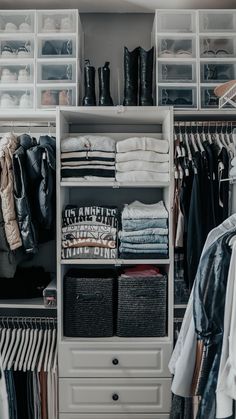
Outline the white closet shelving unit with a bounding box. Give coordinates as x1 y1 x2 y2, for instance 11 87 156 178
56 106 174 418
153 9 236 110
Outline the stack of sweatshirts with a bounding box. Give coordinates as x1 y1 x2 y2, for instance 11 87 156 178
119 200 168 259
61 205 118 259
61 135 116 181
116 136 169 182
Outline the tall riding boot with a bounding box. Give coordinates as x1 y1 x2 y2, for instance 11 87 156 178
98 61 114 106
82 60 96 106
139 47 154 106
123 46 139 106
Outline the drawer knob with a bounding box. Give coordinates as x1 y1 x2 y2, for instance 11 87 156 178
112 358 119 365
112 393 119 401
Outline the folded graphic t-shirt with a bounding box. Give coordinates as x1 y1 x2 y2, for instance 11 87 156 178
61 150 115 161
62 246 117 259
62 224 117 236
62 230 116 241
62 167 115 178
62 238 116 249
62 160 115 166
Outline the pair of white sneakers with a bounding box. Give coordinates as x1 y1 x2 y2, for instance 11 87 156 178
0 93 32 108
42 16 71 32
1 68 30 83
3 22 31 32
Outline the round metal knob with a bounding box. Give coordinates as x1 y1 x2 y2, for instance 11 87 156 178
112 393 119 401
112 358 119 365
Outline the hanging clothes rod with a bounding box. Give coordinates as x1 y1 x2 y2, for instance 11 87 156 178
174 121 236 127
0 316 57 323
0 121 56 128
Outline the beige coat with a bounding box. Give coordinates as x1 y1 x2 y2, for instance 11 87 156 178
0 133 22 250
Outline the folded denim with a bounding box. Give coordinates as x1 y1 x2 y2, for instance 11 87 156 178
61 135 116 152
116 136 169 154
116 161 169 173
116 171 169 183
119 243 168 253
120 251 168 259
122 200 168 220
62 246 117 259
116 150 169 163
122 218 168 231
120 242 168 250
119 234 168 244
119 227 168 237
61 150 115 160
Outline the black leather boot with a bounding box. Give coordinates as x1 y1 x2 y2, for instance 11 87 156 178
123 46 139 106
139 47 154 106
82 60 96 106
98 62 114 106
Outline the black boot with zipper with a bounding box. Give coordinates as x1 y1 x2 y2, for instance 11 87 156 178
82 60 96 106
98 61 114 106
123 46 139 106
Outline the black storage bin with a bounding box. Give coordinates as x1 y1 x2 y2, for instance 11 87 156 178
64 269 115 337
117 275 167 337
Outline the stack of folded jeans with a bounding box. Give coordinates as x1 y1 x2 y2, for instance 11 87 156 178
115 136 169 182
61 205 118 259
61 135 116 181
119 200 169 259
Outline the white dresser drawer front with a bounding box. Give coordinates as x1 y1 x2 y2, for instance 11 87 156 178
60 414 170 419
59 343 172 378
59 378 171 413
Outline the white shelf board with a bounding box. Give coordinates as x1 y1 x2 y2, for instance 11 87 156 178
157 58 197 62
60 181 170 188
36 32 77 38
0 110 56 121
200 57 236 62
0 298 56 309
0 58 34 63
37 57 78 63
62 335 171 343
0 83 34 88
158 82 197 87
61 258 170 265
174 304 188 309
39 82 76 88
0 32 35 38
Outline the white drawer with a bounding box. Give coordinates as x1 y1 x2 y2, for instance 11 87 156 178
59 378 171 414
59 342 172 378
60 414 169 419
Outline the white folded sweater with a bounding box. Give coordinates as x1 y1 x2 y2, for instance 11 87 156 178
116 137 169 154
61 135 116 152
116 150 169 163
116 171 169 183
116 160 169 173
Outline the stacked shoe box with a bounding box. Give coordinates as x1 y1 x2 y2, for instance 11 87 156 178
36 10 83 108
0 10 35 109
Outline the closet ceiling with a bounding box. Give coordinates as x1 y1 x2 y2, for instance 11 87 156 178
0 0 235 11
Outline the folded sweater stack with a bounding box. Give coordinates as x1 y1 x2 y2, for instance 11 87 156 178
61 135 116 181
61 205 118 259
119 200 169 259
116 137 169 182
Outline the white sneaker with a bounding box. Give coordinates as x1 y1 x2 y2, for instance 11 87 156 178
19 93 32 108
4 22 17 32
17 46 31 57
1 46 16 57
60 17 71 31
42 17 56 32
1 69 17 82
0 93 18 108
19 22 31 32
18 69 30 82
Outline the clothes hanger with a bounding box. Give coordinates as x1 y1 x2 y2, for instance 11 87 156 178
31 319 44 371
37 320 48 373
7 318 22 370
14 318 27 371
190 125 198 153
3 318 17 370
1 318 12 368
183 124 192 162
196 122 205 153
18 318 31 371
23 318 35 372
27 318 39 371
47 321 56 373
43 318 52 372
0 318 7 354
214 122 223 151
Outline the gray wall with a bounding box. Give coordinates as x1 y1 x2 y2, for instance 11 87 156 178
80 13 155 104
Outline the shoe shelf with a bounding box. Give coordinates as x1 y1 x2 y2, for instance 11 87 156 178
154 9 236 110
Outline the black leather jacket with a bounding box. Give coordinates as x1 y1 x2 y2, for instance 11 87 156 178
13 134 38 254
26 135 56 243
193 231 234 419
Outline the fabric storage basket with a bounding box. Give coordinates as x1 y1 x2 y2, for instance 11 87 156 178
117 275 167 337
64 269 115 337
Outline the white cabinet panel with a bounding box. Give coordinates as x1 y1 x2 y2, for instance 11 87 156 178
59 342 172 378
59 378 171 413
